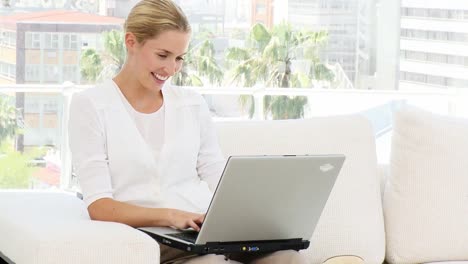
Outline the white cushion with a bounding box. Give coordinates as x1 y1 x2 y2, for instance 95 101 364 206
0 191 160 264
215 115 385 264
424 263 468 264
384 107 468 264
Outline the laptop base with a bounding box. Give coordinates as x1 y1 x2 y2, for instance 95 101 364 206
140 229 309 255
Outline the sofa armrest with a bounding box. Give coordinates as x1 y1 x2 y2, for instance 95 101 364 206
0 191 160 264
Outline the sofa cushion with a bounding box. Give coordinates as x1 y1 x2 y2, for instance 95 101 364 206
215 115 385 264
384 107 468 264
0 191 160 264
424 263 468 264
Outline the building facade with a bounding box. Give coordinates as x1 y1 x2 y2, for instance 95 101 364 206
0 10 122 148
287 0 377 87
399 0 468 90
252 0 274 28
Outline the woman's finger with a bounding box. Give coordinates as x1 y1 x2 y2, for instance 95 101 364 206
194 215 205 225
188 219 200 231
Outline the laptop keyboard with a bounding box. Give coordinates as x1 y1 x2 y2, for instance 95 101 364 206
166 230 199 243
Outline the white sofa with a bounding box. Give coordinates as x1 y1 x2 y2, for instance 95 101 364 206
1 108 467 264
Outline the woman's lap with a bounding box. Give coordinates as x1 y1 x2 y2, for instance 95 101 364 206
159 243 307 264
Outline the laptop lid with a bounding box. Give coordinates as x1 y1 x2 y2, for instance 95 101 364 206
195 154 345 244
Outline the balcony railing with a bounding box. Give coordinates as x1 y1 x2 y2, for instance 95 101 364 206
1 83 468 190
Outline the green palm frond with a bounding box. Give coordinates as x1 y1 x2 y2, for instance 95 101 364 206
0 96 20 145
80 48 103 82
227 22 331 119
80 30 126 83
173 36 223 87
103 30 126 69
250 23 271 51
226 47 250 61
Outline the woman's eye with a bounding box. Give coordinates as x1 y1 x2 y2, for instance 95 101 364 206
176 57 185 61
158 54 167 58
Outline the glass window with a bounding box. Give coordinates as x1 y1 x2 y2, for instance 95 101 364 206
427 53 447 63
71 34 78 50
256 4 266 15
44 65 60 82
427 75 446 86
63 65 78 82
25 64 41 82
32 33 41 49
447 55 464 65
448 10 463 20
406 51 426 61
3 0 468 191
414 8 428 17
0 31 17 47
63 34 70 49
44 33 59 49
0 62 15 78
447 78 468 88
448 32 468 42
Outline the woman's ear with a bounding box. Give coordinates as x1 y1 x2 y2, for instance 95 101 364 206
125 32 138 54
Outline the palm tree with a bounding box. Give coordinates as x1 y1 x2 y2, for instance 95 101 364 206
80 30 126 83
0 96 21 145
171 43 203 87
80 49 102 82
172 37 223 87
99 30 126 79
226 22 334 120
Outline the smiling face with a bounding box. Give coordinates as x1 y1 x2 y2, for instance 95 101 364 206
125 29 190 92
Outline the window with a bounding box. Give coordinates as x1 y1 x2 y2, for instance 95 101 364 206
25 32 41 49
44 65 60 83
255 4 266 15
25 64 41 82
63 65 78 82
0 31 16 47
404 7 466 20
427 53 447 63
44 33 59 49
0 62 16 79
402 29 468 43
2 0 468 191
427 75 446 86
406 51 427 61
448 32 468 42
43 98 58 113
447 78 468 88
402 72 427 83
63 33 79 50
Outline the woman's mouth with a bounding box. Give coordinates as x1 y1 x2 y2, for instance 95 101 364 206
152 72 169 83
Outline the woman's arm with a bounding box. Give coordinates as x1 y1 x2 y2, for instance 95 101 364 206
88 198 204 230
196 99 226 191
69 92 204 230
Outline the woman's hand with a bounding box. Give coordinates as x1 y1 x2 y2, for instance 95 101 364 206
167 209 205 231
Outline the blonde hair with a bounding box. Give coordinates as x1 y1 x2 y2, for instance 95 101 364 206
124 0 191 44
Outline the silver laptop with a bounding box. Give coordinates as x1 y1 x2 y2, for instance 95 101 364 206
138 154 345 255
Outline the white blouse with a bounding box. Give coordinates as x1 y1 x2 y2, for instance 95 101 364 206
69 80 226 213
115 83 165 163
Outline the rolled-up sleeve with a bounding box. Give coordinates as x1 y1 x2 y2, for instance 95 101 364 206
196 99 227 192
69 92 113 207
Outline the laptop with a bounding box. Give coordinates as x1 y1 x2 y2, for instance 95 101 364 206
138 154 345 255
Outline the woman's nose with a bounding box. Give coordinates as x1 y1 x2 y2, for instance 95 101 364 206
163 60 178 76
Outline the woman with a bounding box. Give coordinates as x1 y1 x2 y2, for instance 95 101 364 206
69 0 307 263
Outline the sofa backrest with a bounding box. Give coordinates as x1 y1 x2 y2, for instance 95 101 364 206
214 115 385 264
